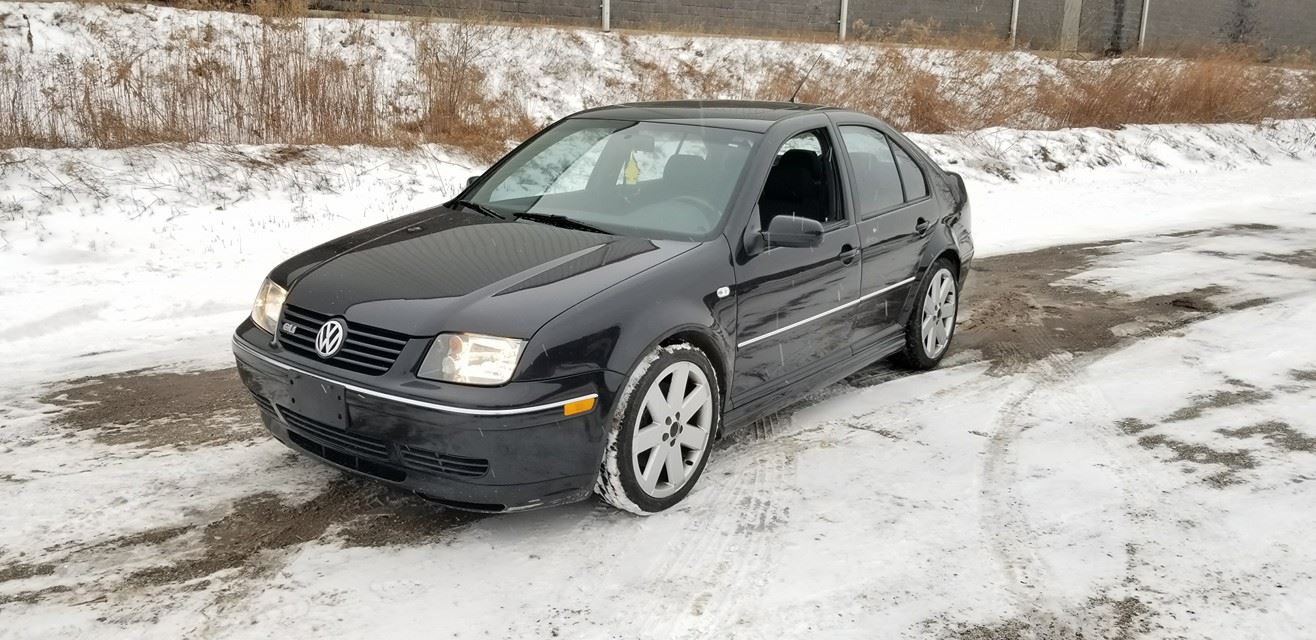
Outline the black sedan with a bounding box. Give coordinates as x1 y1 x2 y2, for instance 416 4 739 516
233 100 973 514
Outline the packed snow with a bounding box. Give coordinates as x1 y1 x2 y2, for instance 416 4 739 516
2 116 1313 637
2 5 1316 638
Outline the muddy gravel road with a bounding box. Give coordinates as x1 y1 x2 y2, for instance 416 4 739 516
3 222 1315 639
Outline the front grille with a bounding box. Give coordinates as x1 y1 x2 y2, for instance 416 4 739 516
287 431 406 483
400 445 490 479
281 407 390 460
279 305 410 376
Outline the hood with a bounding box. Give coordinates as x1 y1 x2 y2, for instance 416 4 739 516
277 206 694 338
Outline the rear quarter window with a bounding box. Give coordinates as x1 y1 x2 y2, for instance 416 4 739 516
838 126 904 217
891 143 929 201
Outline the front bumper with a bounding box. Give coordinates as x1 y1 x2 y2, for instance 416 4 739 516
233 326 624 512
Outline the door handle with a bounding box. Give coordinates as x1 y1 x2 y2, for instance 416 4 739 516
915 218 932 235
839 244 858 265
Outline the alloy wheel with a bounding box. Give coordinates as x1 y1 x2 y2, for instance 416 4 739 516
921 268 957 359
630 361 714 499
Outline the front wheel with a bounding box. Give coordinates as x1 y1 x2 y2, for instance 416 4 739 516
596 343 720 515
895 259 960 370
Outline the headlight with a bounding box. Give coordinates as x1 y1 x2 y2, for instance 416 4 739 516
418 333 525 386
250 278 288 335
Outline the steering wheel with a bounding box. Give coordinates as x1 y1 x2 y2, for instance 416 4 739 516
669 194 718 218
666 195 719 234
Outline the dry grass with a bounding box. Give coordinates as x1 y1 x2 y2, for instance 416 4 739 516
754 50 1310 133
0 21 384 147
405 21 537 160
1036 58 1288 128
749 50 1030 134
1 3 1313 154
0 5 535 160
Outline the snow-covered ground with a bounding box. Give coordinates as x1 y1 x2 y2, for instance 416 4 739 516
3 10 1316 623
1 118 1314 638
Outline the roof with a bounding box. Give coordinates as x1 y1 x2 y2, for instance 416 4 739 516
571 100 843 133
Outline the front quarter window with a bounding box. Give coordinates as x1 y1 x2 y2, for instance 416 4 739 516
468 119 760 241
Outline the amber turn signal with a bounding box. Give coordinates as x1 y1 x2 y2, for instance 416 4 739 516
562 396 597 416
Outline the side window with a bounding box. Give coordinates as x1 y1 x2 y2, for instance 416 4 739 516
757 129 844 229
838 126 903 217
892 143 929 200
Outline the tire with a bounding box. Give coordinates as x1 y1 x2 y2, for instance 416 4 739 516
596 343 721 515
895 259 960 370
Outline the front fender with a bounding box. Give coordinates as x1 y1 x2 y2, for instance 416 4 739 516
517 241 737 386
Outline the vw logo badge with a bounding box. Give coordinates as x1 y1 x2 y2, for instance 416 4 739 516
315 319 346 358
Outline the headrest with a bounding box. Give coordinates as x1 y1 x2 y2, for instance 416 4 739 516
763 150 823 201
663 154 708 186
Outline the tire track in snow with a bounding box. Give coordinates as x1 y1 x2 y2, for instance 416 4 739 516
977 319 1126 633
974 323 1199 635
625 416 799 638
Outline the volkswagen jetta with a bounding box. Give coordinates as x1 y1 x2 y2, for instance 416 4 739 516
233 100 973 514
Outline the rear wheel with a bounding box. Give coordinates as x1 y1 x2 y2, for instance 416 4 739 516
596 344 720 514
896 259 959 370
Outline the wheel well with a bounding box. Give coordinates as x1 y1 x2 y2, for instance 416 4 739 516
935 249 962 281
659 332 729 402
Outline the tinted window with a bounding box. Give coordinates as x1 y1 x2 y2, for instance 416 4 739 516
839 126 903 217
758 129 844 228
892 143 929 200
491 128 609 201
471 119 760 241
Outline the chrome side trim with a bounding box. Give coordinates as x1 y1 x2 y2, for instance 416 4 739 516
736 277 917 349
232 338 597 416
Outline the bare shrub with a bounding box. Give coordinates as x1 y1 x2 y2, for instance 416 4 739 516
1036 58 1284 128
407 22 537 161
752 50 1017 134
0 11 537 156
2 5 1313 155
0 15 384 147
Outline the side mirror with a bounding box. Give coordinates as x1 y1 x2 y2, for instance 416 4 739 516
466 175 480 188
764 215 824 249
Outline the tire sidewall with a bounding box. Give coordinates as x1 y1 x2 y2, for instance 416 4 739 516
612 345 721 513
906 260 960 368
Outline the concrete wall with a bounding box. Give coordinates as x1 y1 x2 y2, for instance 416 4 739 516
847 0 1014 39
319 0 1316 53
1143 0 1316 51
313 0 600 26
1078 0 1143 52
609 0 838 34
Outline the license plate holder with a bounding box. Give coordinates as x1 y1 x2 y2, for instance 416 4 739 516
288 374 348 428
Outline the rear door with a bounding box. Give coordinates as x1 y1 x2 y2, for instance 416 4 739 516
731 124 862 407
832 121 940 352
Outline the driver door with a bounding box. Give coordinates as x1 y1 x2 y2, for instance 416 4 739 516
731 126 862 407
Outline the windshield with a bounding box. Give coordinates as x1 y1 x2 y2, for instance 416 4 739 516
466 119 761 241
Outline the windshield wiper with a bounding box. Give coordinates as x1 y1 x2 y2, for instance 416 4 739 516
513 212 613 235
453 200 507 220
